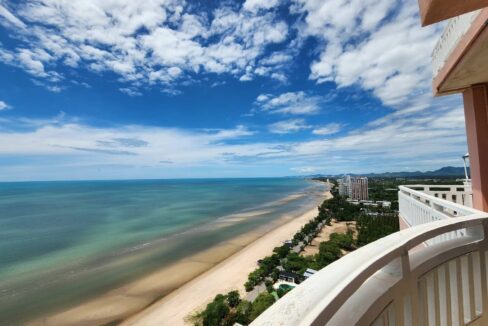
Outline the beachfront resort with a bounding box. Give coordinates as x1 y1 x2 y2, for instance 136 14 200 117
1 0 488 325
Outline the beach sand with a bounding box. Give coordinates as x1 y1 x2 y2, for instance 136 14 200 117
122 190 333 326
29 190 331 326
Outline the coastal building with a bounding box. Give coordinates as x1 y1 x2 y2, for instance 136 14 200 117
337 175 351 197
376 200 391 208
338 175 368 200
278 271 301 284
347 199 392 208
253 2 488 325
350 176 368 201
283 240 293 248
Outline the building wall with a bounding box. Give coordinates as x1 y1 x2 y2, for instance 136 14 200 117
338 175 351 197
350 177 368 201
338 176 368 200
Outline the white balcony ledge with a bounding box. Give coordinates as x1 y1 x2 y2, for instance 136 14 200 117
431 8 488 95
252 186 488 326
432 10 481 77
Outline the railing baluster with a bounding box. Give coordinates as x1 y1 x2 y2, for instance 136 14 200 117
471 252 482 318
456 257 465 325
411 279 420 326
434 268 441 326
389 304 396 326
468 254 476 319
480 249 488 321
419 277 429 326
395 295 405 326
445 263 453 326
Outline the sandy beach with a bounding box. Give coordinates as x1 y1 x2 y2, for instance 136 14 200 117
28 188 331 326
122 190 333 326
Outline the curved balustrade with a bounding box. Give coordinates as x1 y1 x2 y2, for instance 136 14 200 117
399 185 475 245
400 185 473 209
252 213 488 326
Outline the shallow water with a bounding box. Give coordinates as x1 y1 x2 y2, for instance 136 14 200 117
0 178 326 324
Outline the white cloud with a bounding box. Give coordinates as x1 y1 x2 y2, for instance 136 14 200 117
292 0 442 110
259 53 292 66
291 166 321 174
268 118 310 134
243 0 280 12
0 4 26 28
256 91 322 115
0 0 471 180
291 105 467 167
312 123 341 135
0 0 290 93
0 103 468 180
0 100 10 111
119 87 142 97
257 94 269 102
0 116 260 163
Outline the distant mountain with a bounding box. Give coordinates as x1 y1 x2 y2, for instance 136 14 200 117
310 166 469 179
363 166 469 178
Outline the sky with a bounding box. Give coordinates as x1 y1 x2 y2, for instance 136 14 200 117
0 0 468 181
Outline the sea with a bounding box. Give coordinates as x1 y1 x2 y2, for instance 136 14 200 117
0 178 327 324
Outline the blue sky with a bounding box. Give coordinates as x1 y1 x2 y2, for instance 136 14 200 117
0 0 468 181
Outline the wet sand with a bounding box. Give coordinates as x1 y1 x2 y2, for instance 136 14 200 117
123 191 333 326
29 191 330 326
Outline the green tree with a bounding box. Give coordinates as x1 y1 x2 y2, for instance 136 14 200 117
244 280 254 292
201 294 229 326
329 232 353 250
250 292 275 321
235 300 252 325
226 290 240 308
315 241 342 268
283 252 309 274
356 215 399 246
273 245 290 258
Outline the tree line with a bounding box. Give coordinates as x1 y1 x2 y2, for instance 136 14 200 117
191 188 399 325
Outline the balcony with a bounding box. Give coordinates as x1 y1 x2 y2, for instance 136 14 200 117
252 186 488 325
399 185 473 246
432 10 481 77
430 8 488 95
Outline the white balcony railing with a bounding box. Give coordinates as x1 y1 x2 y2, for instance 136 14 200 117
399 185 474 245
401 184 473 208
252 187 488 326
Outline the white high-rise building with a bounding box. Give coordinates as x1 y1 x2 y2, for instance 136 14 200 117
350 176 368 201
337 175 351 197
337 175 368 200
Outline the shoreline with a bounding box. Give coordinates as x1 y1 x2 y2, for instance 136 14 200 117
123 190 333 326
28 188 330 326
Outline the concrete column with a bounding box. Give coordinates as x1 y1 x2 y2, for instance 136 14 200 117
463 84 488 211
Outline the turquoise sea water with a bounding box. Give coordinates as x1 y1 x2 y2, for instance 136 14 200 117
0 178 326 324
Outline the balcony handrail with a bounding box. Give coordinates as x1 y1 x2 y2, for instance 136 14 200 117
402 184 471 189
399 185 477 216
252 213 488 325
402 184 472 194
